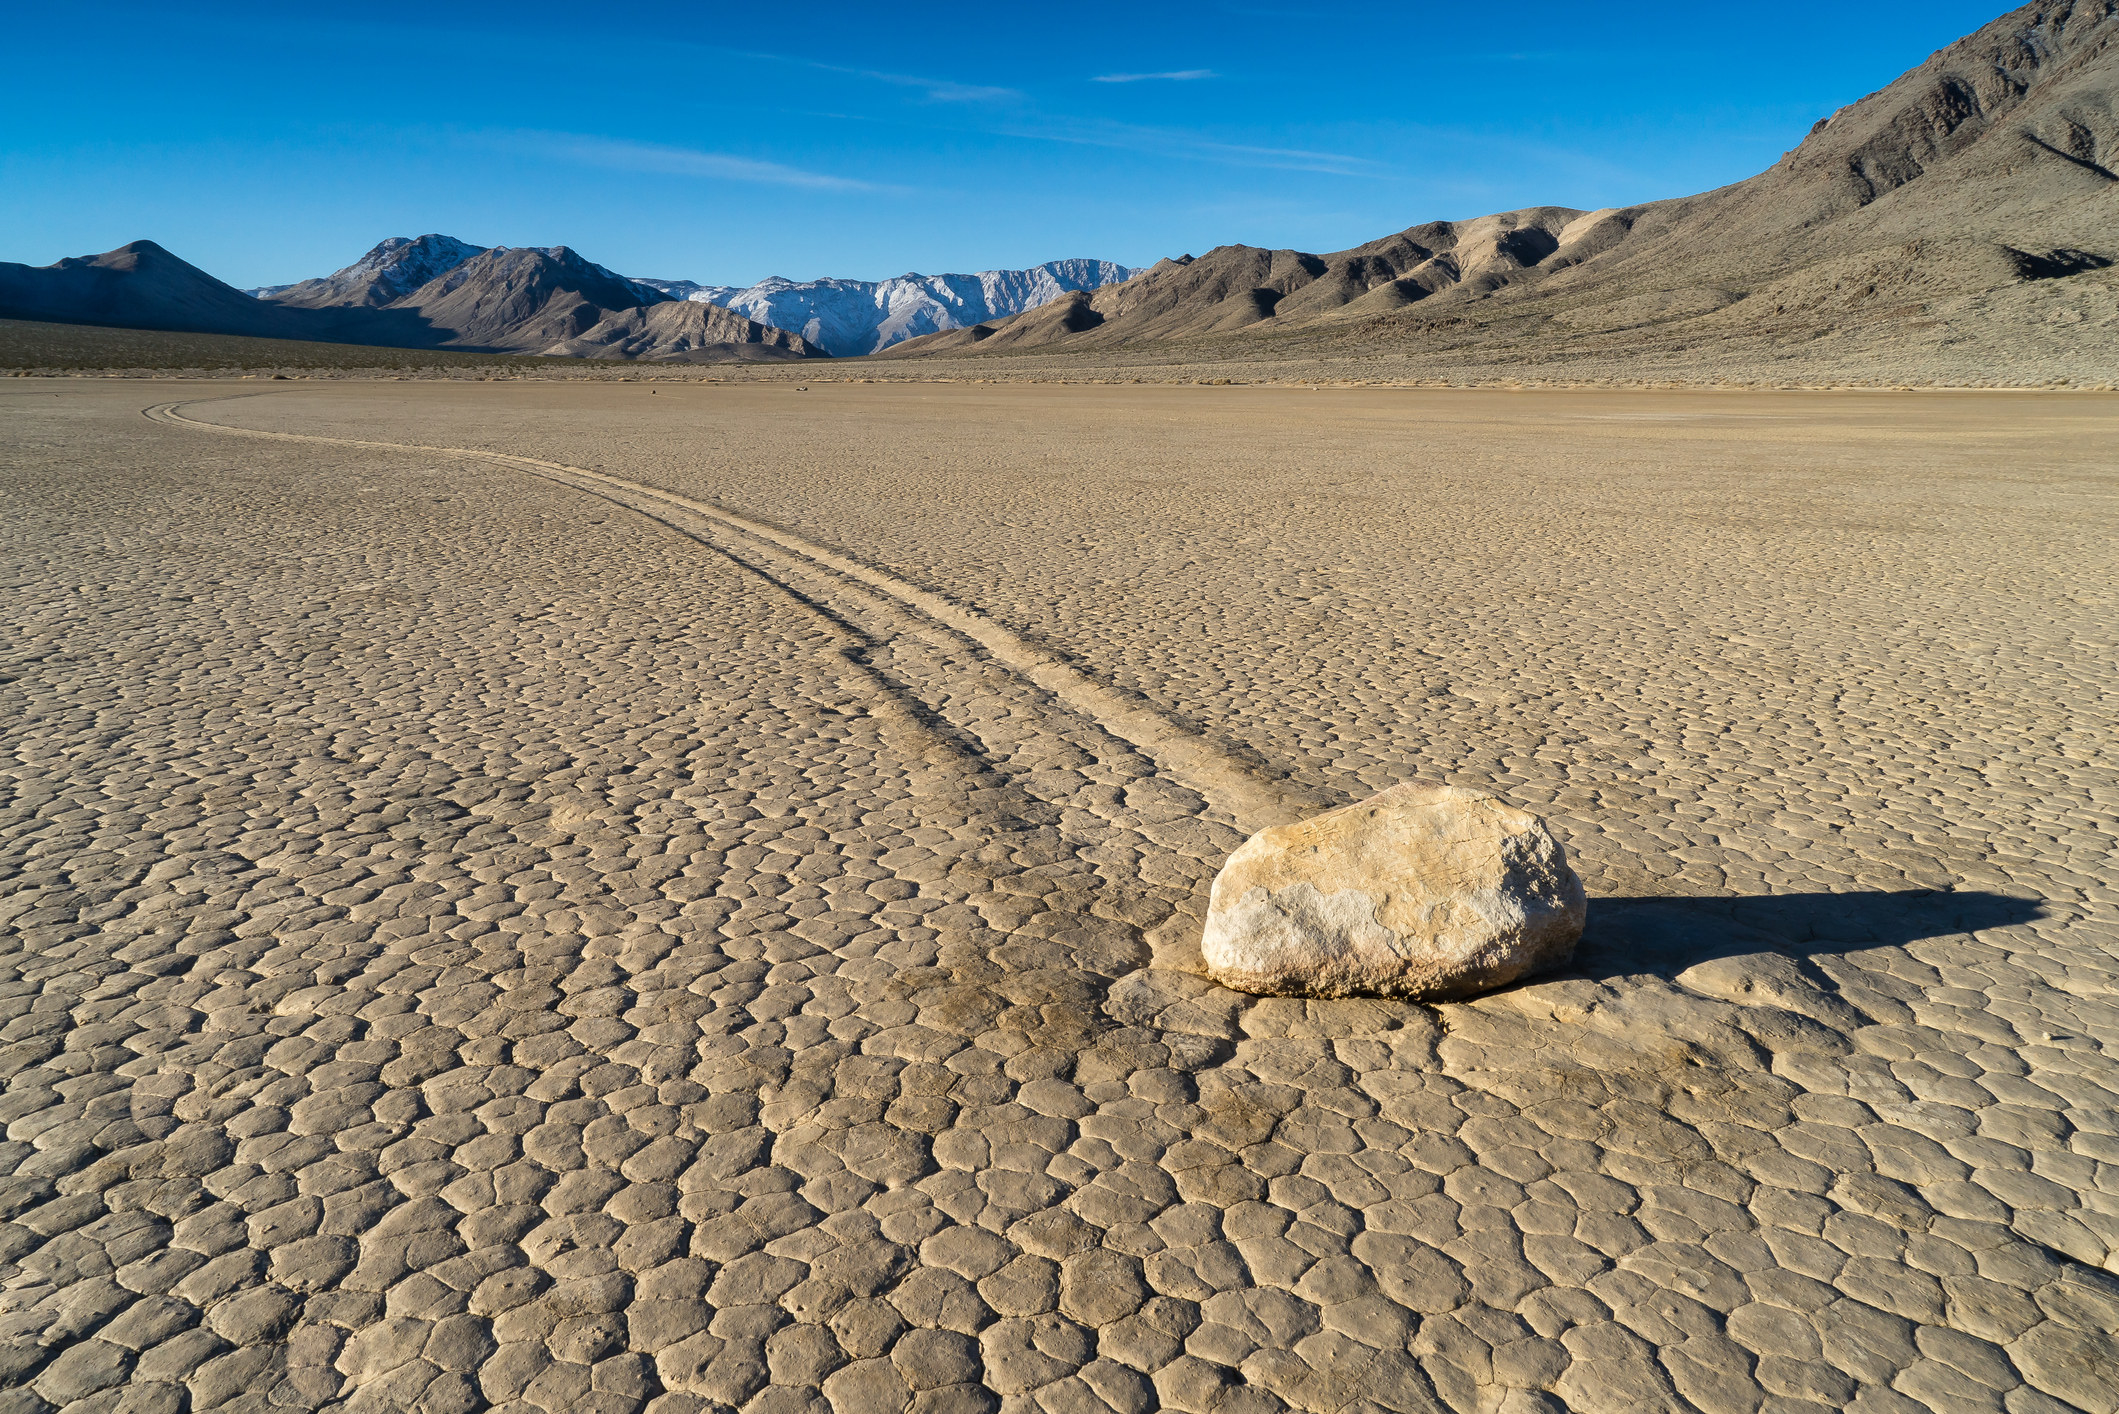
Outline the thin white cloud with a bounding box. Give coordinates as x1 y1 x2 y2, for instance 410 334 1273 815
1000 116 1381 177
847 66 1020 103
703 46 1020 104
1093 69 1217 83
510 133 889 193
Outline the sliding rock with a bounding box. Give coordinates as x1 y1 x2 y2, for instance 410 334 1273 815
1201 781 1586 1000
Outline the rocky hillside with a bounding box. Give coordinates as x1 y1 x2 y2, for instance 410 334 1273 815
383 246 670 352
886 0 2118 368
544 300 821 362
248 235 485 307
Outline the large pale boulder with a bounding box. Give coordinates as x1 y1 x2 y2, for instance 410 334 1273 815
1201 781 1586 1000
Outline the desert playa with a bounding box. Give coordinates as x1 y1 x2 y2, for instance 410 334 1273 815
2 376 2115 1413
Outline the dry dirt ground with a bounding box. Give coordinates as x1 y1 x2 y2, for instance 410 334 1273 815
2 380 2115 1414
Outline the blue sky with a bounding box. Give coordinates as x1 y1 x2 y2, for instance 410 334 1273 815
4 1 2009 288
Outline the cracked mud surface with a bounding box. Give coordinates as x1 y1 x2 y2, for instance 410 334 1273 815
2 380 2115 1414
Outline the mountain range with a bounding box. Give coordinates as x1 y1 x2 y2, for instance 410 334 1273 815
2 0 2111 377
0 239 824 362
0 234 1138 364
882 0 2117 370
661 263 1141 356
250 245 1138 357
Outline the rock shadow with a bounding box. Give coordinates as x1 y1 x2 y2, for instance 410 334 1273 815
1575 889 2045 979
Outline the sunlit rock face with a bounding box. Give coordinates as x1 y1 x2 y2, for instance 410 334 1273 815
1201 781 1587 1000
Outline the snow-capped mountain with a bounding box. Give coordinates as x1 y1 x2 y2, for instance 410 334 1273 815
669 260 1140 356
630 278 745 305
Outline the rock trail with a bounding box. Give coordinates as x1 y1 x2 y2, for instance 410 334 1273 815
146 399 1327 838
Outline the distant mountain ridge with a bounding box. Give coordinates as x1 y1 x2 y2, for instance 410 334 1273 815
664 262 1141 355
0 236 824 362
629 278 745 305
239 241 1139 358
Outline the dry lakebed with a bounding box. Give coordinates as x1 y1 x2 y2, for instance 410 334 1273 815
1 378 2115 1414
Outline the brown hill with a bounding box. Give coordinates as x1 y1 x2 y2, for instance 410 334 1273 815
883 0 2118 368
386 245 667 353
0 241 324 341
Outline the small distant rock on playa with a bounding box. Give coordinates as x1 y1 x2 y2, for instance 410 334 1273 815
1201 781 1587 1000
